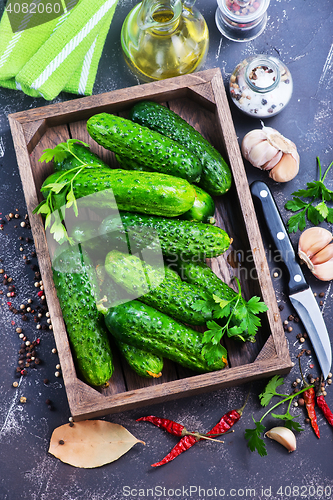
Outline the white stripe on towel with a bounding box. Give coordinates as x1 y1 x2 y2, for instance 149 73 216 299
78 36 97 95
0 32 22 69
31 0 116 90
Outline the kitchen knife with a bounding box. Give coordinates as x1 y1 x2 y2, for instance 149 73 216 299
251 180 332 379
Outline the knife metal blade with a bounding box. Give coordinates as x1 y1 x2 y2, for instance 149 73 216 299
251 180 332 379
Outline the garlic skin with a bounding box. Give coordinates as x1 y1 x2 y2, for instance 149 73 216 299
241 123 300 182
298 227 333 281
265 426 296 452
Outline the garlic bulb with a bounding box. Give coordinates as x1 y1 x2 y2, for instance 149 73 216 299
298 227 333 281
241 123 300 182
265 426 296 452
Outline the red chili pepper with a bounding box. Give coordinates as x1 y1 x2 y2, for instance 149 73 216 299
317 395 333 427
206 409 242 437
136 416 186 437
151 406 244 467
151 435 197 467
304 387 320 438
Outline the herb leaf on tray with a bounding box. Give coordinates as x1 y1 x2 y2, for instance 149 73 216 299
285 157 333 233
193 278 268 366
33 139 91 244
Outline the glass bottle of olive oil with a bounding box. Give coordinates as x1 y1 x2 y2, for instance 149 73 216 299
121 0 209 82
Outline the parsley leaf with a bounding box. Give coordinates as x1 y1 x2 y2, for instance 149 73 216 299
327 207 333 223
285 197 308 212
244 418 267 457
270 413 303 432
259 375 286 406
285 157 333 233
286 210 307 233
33 139 93 243
39 139 90 164
193 278 268 365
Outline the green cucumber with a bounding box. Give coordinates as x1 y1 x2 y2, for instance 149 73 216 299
115 340 163 378
99 212 230 259
128 100 232 196
104 250 211 325
69 220 107 262
179 186 215 223
52 245 114 386
41 168 196 218
112 163 215 223
53 143 109 172
86 113 202 183
105 300 226 373
173 259 238 302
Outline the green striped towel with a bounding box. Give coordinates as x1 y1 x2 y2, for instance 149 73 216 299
0 0 118 100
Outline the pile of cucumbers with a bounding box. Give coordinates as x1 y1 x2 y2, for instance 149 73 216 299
45 101 237 386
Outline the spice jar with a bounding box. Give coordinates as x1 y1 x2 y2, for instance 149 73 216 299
229 54 293 118
215 0 270 42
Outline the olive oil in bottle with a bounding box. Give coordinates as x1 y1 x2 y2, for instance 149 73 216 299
121 0 209 82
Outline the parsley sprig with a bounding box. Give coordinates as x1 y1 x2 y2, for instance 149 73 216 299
285 157 333 233
245 375 311 456
192 278 268 366
32 139 92 244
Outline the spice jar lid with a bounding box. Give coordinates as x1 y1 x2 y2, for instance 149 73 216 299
217 0 270 22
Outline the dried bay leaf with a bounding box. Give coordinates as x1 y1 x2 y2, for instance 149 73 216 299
48 420 145 468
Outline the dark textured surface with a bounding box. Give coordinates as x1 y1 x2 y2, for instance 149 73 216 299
1 1 333 499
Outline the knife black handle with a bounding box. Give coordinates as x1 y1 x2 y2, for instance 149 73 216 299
250 180 308 295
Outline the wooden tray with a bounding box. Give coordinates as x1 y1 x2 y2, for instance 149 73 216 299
8 68 293 420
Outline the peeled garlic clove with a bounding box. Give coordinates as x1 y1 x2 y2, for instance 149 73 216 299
298 227 333 281
311 243 333 265
262 150 283 171
311 259 333 281
265 426 296 452
247 140 280 169
299 227 333 259
269 152 300 182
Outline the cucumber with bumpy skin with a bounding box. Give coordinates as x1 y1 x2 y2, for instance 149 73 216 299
115 340 163 378
112 159 215 223
86 113 202 183
105 300 227 373
41 168 196 218
172 259 238 302
179 186 215 223
52 245 114 387
99 212 230 259
128 100 232 196
104 250 212 325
